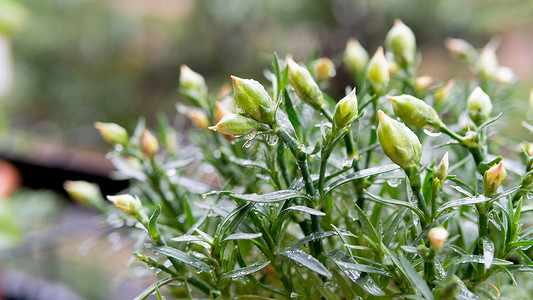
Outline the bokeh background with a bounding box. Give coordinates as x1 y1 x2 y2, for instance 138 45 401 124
1 0 533 299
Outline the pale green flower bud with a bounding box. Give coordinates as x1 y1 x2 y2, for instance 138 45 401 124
466 87 492 126
186 109 209 129
287 59 325 110
388 94 443 129
231 76 276 125
333 88 358 131
495 66 517 84
477 46 498 80
385 19 416 68
107 194 143 217
208 113 261 136
377 110 422 170
94 122 128 146
444 38 476 60
64 180 103 207
428 227 449 250
484 161 507 197
433 152 449 182
343 38 369 77
415 76 433 92
142 130 159 157
366 47 390 94
179 65 207 99
310 57 336 82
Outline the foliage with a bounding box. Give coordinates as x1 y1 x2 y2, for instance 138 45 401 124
77 21 533 299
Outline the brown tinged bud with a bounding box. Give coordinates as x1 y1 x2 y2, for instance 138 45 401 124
310 57 336 82
366 47 390 94
433 152 449 182
142 130 159 157
388 94 443 129
215 100 233 124
231 76 276 125
466 87 492 126
343 38 369 77
385 19 416 68
484 161 507 197
377 110 422 170
107 194 143 217
287 59 325 110
187 109 209 129
428 227 449 250
208 113 261 136
333 88 358 131
94 122 128 146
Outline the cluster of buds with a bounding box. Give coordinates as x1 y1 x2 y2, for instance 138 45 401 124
483 161 507 197
94 122 128 146
388 94 443 129
287 59 326 111
366 47 390 94
332 89 358 132
385 19 416 68
377 110 421 170
466 87 493 126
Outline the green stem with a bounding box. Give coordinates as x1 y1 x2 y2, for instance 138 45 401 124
277 141 292 188
406 167 430 227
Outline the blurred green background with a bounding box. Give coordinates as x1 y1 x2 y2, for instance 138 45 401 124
1 0 533 299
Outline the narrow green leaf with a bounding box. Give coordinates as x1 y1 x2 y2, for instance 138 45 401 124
183 195 195 227
221 260 270 282
364 190 425 221
206 190 311 203
148 205 161 242
279 248 332 278
395 252 434 300
456 255 512 266
224 232 263 241
508 240 533 249
215 202 255 243
152 246 211 273
134 277 175 300
383 208 408 246
438 187 519 214
326 164 401 195
482 239 495 269
353 204 380 244
293 231 339 249
282 205 326 216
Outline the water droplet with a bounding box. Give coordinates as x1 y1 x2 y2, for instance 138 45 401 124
342 159 353 169
266 134 279 146
290 292 300 298
213 150 221 158
423 129 442 137
387 178 402 187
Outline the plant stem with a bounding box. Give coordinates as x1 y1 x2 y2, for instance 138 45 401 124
406 167 430 227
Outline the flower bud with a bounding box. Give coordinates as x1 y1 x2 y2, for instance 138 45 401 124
428 227 449 250
333 88 358 131
179 65 207 99
187 109 209 129
287 59 325 110
215 100 233 124
377 110 422 170
64 180 103 207
94 122 128 146
107 194 143 217
495 66 517 84
477 46 498 80
444 38 476 60
385 20 416 68
466 87 492 126
388 94 443 129
231 76 276 125
415 76 433 92
366 47 390 94
310 57 336 82
433 152 449 182
343 38 369 77
142 130 159 157
484 161 507 197
208 113 261 136
434 80 455 107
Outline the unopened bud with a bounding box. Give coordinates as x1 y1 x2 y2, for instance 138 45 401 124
107 194 143 217
366 47 390 94
187 109 209 129
388 94 442 129
142 130 159 157
179 65 207 99
311 57 336 82
466 87 492 126
433 152 449 182
434 80 455 106
415 76 433 92
477 45 498 79
287 59 325 110
377 110 422 170
385 19 416 68
64 180 103 207
215 100 233 124
343 38 369 77
484 161 507 197
94 122 128 146
208 113 261 136
495 66 517 84
333 88 358 131
428 227 449 250
231 76 276 125
444 38 476 60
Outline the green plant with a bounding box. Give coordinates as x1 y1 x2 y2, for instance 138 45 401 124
73 20 533 299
